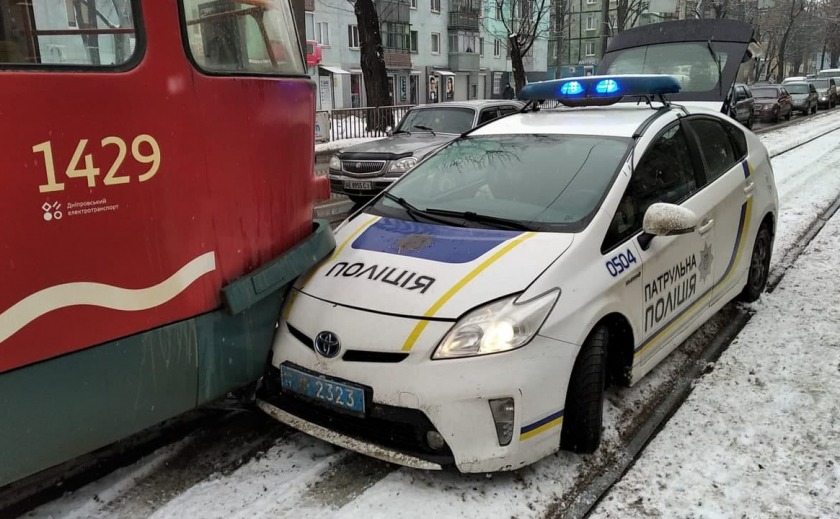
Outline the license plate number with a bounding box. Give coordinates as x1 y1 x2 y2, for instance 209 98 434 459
345 180 373 190
279 364 365 415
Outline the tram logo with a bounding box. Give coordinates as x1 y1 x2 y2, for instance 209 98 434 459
314 331 341 358
41 202 62 221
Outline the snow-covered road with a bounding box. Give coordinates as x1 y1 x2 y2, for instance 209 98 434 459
23 117 840 519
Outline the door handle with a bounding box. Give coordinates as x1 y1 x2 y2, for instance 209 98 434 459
744 181 755 196
698 218 714 235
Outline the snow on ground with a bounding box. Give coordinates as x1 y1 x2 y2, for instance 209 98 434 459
591 195 840 518
23 118 840 519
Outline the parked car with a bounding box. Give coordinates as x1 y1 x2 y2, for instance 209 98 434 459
811 77 838 108
751 85 794 122
727 83 755 128
328 100 525 203
784 80 819 115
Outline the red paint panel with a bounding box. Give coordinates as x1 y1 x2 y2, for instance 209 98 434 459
0 1 316 373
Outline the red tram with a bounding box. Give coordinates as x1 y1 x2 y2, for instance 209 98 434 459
0 0 333 486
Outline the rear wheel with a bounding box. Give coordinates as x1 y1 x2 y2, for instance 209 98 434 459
560 326 608 454
738 224 773 303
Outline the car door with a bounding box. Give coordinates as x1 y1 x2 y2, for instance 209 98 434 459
683 116 750 308
779 87 793 115
603 121 714 367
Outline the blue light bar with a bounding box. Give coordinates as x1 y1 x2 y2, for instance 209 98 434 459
518 74 682 107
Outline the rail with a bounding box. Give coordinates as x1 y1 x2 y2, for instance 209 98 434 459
319 105 414 141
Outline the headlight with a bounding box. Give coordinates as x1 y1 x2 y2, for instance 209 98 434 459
388 157 417 173
432 290 559 360
329 155 341 170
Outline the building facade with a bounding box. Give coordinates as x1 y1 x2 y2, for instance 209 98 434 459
306 0 553 109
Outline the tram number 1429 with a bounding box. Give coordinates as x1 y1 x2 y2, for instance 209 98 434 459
32 135 161 193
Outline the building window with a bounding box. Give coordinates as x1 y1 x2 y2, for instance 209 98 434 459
494 39 501 57
431 0 441 12
586 15 596 31
348 25 360 49
411 0 417 7
315 22 330 46
587 0 596 4
585 41 596 56
449 32 478 53
431 32 441 54
383 22 410 52
479 37 484 57
305 12 315 41
410 30 419 53
493 73 501 94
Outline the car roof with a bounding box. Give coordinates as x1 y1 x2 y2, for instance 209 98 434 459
409 100 524 110
469 104 673 138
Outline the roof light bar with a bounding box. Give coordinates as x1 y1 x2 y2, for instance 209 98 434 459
518 74 682 107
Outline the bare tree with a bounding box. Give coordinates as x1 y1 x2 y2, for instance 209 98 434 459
550 0 571 77
485 0 551 92
614 0 646 32
349 0 394 129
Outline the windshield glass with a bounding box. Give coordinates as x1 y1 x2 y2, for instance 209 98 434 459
785 84 810 94
371 135 631 231
812 80 830 89
601 42 729 92
817 70 840 78
752 88 780 98
396 107 476 134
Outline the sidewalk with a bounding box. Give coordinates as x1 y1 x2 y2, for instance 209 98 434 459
591 212 840 517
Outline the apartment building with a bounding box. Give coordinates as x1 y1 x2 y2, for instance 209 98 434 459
305 0 549 109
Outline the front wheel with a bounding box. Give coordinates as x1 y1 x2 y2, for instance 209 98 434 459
738 224 773 303
560 326 608 454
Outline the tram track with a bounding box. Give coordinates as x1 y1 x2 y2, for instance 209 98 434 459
4 122 840 519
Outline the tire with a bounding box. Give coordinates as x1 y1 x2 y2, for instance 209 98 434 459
560 326 608 454
738 224 773 303
773 108 780 123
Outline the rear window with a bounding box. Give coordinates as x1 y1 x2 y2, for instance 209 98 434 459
752 87 780 98
601 42 729 92
812 80 830 89
376 134 631 230
180 0 304 75
785 83 810 94
0 0 139 67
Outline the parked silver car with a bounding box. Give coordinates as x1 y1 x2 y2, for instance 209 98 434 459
328 100 524 203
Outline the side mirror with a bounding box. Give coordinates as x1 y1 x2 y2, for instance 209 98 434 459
386 125 394 136
638 203 698 250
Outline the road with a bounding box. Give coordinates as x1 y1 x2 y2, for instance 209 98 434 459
14 110 840 519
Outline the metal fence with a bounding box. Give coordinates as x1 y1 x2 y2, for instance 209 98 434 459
319 105 414 142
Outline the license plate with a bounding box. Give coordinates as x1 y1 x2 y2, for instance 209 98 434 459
279 364 365 415
344 180 373 190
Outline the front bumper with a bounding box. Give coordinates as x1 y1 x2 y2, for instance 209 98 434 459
257 294 579 473
328 171 396 198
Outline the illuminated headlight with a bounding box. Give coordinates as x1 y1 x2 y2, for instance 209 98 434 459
432 290 559 359
329 155 341 170
388 157 417 173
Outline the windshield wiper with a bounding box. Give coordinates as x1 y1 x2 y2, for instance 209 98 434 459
382 193 456 226
392 129 411 135
423 208 536 231
412 125 437 136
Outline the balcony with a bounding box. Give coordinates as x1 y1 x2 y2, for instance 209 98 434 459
448 11 479 31
375 0 410 23
449 52 479 71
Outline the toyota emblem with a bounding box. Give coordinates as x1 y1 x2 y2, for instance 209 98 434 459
314 331 341 358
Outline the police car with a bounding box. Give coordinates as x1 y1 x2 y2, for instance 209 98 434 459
257 21 778 473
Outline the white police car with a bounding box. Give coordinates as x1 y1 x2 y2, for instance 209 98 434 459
257 20 778 473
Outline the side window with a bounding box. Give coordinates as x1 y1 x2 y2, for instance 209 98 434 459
478 108 499 125
0 0 139 66
498 106 519 116
686 118 738 182
180 0 304 75
722 120 748 160
603 124 698 251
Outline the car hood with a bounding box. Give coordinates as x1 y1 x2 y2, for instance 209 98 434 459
296 215 574 319
600 18 759 114
337 133 457 160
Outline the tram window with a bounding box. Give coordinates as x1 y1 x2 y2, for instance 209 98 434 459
0 0 138 67
181 0 305 75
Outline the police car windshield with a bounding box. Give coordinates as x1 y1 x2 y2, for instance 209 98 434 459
373 134 631 231
396 107 475 134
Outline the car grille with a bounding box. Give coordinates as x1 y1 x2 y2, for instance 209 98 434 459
259 366 455 466
342 160 386 176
